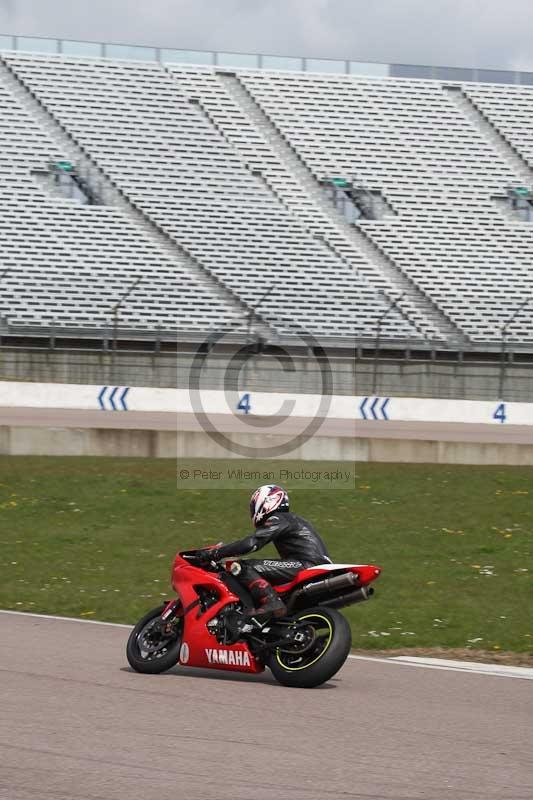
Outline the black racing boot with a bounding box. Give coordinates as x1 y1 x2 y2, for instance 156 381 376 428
246 577 287 620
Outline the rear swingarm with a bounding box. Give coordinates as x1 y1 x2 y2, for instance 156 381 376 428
248 619 317 654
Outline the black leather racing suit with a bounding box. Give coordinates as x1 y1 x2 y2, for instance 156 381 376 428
214 512 332 592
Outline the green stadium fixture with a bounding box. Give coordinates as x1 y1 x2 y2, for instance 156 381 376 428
56 160 74 172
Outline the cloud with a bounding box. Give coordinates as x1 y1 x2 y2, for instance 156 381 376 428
0 0 532 71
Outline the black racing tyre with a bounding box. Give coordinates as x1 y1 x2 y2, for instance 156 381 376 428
268 607 352 688
126 604 183 674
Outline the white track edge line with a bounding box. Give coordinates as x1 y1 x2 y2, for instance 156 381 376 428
348 654 533 680
2 611 531 680
393 656 533 677
0 609 132 628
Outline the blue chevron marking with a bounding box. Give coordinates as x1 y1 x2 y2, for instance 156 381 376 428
120 387 130 411
108 386 118 411
98 386 107 410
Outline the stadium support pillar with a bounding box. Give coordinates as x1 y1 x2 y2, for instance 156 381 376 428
110 276 143 382
372 292 405 394
0 269 11 350
498 296 532 400
242 287 270 388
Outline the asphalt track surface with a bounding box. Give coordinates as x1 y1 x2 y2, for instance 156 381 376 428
2 407 533 444
1 613 532 800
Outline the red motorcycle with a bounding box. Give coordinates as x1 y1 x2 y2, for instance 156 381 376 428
127 547 381 688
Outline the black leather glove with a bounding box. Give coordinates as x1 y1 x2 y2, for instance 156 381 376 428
186 548 219 565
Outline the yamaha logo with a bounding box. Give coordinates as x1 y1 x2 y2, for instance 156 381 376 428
205 648 251 666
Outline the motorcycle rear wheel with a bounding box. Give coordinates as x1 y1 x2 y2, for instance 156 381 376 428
126 604 183 674
268 607 351 688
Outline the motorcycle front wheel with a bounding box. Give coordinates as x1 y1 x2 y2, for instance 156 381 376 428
268 607 352 688
126 604 183 674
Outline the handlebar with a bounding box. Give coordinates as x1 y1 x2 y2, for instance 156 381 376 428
181 552 223 571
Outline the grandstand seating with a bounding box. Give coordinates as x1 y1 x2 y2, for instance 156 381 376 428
2 52 412 341
0 68 243 331
239 71 533 342
463 83 533 168
166 64 439 339
1 49 533 344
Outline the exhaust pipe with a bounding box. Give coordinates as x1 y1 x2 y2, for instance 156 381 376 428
286 572 360 613
301 572 359 597
320 586 374 610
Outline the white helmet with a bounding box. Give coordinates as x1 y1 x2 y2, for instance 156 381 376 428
249 485 289 527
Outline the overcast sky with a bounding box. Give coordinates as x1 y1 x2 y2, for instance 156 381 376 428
0 0 532 71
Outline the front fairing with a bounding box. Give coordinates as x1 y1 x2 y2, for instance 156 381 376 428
171 551 263 673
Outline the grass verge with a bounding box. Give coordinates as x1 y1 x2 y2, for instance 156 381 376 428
0 456 531 660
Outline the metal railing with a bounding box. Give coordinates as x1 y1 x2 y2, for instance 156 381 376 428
1 32 533 87
2 318 533 352
2 341 533 401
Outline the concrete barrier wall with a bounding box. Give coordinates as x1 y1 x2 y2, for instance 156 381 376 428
3 426 533 465
0 381 349 417
0 381 531 425
2 382 533 464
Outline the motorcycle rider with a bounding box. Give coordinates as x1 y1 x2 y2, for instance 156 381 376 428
192 485 332 619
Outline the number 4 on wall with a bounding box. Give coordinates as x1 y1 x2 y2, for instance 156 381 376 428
493 403 507 424
237 393 251 415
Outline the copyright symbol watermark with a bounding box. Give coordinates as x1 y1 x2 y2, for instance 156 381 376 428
179 469 190 480
183 323 334 460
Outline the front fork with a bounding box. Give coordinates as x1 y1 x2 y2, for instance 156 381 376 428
158 598 182 637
